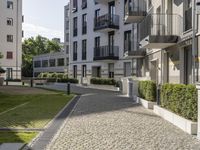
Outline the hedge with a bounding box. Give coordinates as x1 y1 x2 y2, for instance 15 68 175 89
90 78 116 85
37 72 68 79
161 83 197 122
138 80 156 102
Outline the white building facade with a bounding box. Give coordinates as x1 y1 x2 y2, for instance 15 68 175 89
69 0 142 83
0 0 23 79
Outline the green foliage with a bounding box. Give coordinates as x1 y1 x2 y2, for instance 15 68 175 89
161 83 197 121
0 52 3 59
22 35 61 77
90 78 116 85
138 80 156 102
0 67 5 74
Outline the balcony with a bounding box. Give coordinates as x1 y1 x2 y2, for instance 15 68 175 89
94 46 119 61
139 14 183 49
94 0 115 4
124 0 146 23
94 14 119 32
124 49 146 59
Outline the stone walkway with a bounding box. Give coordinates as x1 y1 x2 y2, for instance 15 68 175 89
44 85 200 150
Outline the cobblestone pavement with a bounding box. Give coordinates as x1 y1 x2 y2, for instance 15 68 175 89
45 85 200 150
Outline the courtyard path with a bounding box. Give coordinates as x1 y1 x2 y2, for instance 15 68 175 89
44 85 200 150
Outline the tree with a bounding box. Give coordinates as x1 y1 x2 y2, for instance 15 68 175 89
0 52 5 74
22 35 61 77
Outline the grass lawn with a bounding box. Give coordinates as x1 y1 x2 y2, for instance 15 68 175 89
0 131 37 144
0 90 74 143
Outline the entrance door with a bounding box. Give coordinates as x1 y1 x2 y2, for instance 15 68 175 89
124 62 131 77
73 65 77 79
82 65 87 77
108 63 114 78
92 66 101 78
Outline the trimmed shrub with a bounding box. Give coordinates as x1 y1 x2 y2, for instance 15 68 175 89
57 78 78 84
138 80 156 102
90 78 116 85
161 83 197 122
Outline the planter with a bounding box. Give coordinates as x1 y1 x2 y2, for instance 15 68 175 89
154 105 197 135
137 97 156 109
0 77 4 86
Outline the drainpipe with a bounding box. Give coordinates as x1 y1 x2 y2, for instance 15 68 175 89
192 0 197 84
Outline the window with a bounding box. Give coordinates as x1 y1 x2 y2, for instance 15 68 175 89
49 59 56 67
66 58 69 66
82 40 87 60
73 17 78 36
73 65 77 79
148 0 152 9
95 9 100 26
7 35 13 42
66 21 69 30
57 58 65 66
72 0 78 12
7 1 13 9
66 33 69 42
66 45 69 54
124 31 131 52
95 37 100 48
73 41 78 61
184 0 192 31
82 65 87 77
7 18 13 26
42 60 48 67
82 0 87 9
34 61 41 68
82 14 87 34
6 51 13 59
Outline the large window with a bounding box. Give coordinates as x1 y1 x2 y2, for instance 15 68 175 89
73 41 78 61
82 0 87 9
82 14 87 34
73 17 78 36
82 65 87 77
7 1 13 9
7 35 13 42
6 51 13 59
34 61 41 68
57 58 65 66
72 0 78 12
184 0 192 31
82 40 87 60
42 60 48 67
7 18 13 26
49 59 56 67
73 65 77 79
124 30 131 52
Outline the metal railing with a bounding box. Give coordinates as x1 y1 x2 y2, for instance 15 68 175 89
94 45 119 60
139 14 183 41
94 14 119 30
125 0 146 16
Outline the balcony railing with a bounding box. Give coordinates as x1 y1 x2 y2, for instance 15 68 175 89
139 14 183 42
94 46 119 61
184 7 192 31
94 14 119 31
124 0 146 23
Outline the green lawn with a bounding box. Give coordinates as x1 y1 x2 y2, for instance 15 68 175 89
0 91 74 143
0 93 74 128
0 131 37 144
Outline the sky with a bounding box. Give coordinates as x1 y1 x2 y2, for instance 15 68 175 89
23 0 69 42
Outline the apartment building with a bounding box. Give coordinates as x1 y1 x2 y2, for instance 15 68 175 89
69 0 140 83
124 0 200 85
0 0 23 79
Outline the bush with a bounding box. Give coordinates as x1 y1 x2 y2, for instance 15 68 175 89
37 72 68 79
0 67 5 74
138 80 156 102
57 78 78 84
90 78 116 85
161 83 197 122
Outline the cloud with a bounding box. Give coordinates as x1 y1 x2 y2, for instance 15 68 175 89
23 23 64 41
